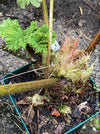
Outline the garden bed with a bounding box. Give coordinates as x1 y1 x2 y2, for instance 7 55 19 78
3 62 99 134
1 0 100 134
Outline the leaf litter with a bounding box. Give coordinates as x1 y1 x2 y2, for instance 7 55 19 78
7 65 98 134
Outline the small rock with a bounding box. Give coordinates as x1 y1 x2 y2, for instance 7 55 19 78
72 107 81 119
0 65 3 71
78 19 86 27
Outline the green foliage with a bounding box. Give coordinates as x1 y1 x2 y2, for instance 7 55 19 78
90 117 100 131
58 105 66 111
0 18 57 54
27 25 56 54
0 18 26 50
17 0 42 8
82 116 100 131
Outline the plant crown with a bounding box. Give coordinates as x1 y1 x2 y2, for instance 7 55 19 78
53 36 94 83
0 18 57 54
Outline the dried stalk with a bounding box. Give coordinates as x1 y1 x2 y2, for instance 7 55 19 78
45 0 54 79
0 79 58 97
85 30 100 54
42 0 49 25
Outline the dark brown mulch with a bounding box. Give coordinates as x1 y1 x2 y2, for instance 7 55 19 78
5 63 99 134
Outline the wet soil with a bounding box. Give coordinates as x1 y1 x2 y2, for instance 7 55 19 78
0 0 100 134
4 63 99 134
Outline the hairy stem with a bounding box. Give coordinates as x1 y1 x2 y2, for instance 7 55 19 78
45 0 54 79
42 0 49 65
42 0 49 25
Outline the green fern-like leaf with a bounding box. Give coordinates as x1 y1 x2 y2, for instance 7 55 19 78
27 25 57 54
0 18 26 50
23 21 38 37
0 18 57 54
17 0 42 8
5 28 26 50
0 18 20 39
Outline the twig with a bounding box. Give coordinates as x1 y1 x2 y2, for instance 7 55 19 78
37 109 40 134
3 102 13 111
7 114 26 134
85 30 100 54
65 19 79 26
78 6 83 16
78 29 92 41
83 0 100 15
0 65 54 83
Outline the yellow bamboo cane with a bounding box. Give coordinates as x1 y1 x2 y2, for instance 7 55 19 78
0 78 58 97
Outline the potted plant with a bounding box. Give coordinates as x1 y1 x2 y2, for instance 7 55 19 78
0 0 100 133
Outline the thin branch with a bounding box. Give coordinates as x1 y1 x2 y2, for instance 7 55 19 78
85 30 100 54
83 0 100 15
1 65 54 83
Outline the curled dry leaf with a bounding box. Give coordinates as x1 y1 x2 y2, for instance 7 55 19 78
78 101 91 114
51 108 60 117
32 94 50 107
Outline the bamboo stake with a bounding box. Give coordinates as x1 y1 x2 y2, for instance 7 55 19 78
85 30 100 54
0 79 58 97
45 0 54 79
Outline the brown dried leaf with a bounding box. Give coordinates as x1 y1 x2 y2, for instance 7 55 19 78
23 96 32 103
51 108 60 117
54 125 62 134
16 100 27 105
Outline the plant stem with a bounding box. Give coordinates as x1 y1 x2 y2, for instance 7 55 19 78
42 0 49 25
45 0 54 79
1 79 59 97
42 0 49 65
85 30 100 54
